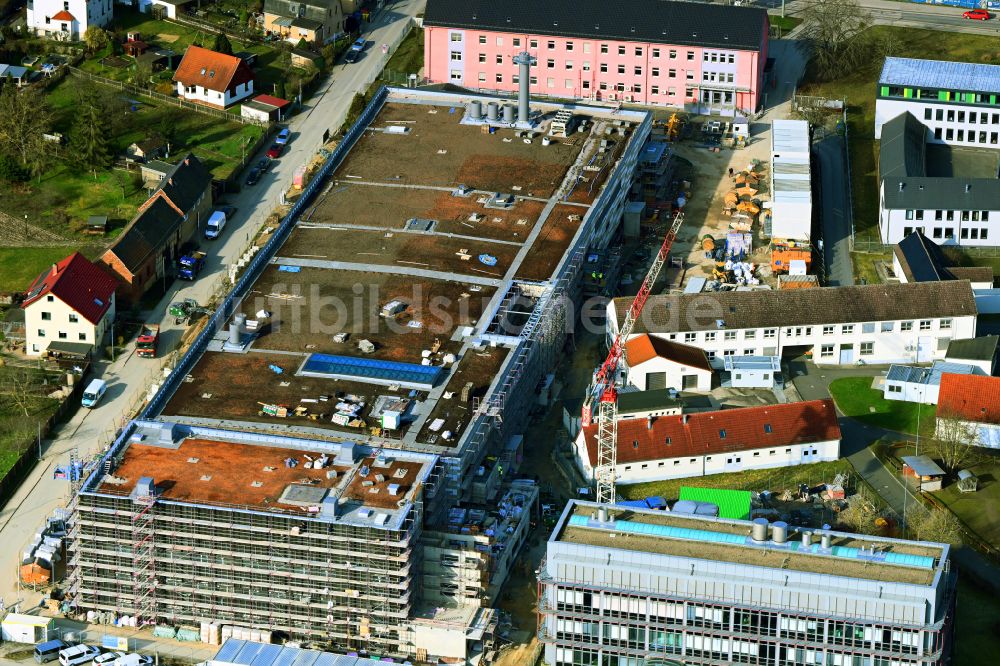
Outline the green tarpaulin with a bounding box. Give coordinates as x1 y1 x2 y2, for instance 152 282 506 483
679 487 751 520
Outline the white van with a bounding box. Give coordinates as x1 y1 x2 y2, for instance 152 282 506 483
81 378 107 408
58 645 99 666
113 654 153 666
204 211 227 240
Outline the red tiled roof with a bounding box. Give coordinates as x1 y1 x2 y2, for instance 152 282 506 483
936 373 1000 424
173 45 254 92
624 334 712 371
51 10 76 21
22 252 117 324
253 94 290 108
580 399 841 466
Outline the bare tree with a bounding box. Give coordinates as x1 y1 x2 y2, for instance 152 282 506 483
838 487 882 536
799 0 876 81
1 367 41 418
0 86 56 177
925 412 985 473
909 504 962 545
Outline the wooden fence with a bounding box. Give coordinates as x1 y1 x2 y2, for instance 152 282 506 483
65 66 268 126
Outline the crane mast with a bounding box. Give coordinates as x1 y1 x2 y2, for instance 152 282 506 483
583 211 684 504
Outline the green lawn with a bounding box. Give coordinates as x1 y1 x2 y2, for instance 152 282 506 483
0 366 64 477
0 247 100 293
619 458 854 501
78 9 295 94
368 27 424 93
828 376 936 435
768 15 803 34
933 455 1000 551
799 27 1000 244
0 76 262 236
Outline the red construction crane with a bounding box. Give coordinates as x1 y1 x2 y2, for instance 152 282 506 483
582 211 684 504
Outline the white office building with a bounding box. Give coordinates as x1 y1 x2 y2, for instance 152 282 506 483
541 502 956 666
875 57 1000 147
607 281 977 366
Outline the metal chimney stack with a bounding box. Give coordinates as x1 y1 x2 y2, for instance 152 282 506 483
513 51 536 123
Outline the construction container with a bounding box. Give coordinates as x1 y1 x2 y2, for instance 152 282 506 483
771 249 812 274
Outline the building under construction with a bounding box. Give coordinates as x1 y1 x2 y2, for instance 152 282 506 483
69 421 449 656
66 87 653 664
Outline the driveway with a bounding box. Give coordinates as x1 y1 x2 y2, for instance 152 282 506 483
0 0 426 608
814 135 854 286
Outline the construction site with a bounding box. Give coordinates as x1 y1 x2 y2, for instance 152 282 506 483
61 87 655 664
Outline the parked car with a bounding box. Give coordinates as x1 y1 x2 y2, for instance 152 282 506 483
113 655 153 666
274 128 291 145
245 166 260 186
94 653 126 666
204 210 227 240
58 645 100 666
266 142 284 159
81 378 108 408
345 37 366 63
963 8 990 19
256 157 271 173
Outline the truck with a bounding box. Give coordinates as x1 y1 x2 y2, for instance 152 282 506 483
135 324 159 358
177 251 206 280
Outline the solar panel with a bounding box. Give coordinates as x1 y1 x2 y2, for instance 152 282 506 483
301 353 444 388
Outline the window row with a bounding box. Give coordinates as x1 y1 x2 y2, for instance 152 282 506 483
902 223 991 242
922 107 1000 125
880 85 999 106
461 34 699 61
39 311 80 323
931 126 999 144
904 209 991 222
36 329 88 341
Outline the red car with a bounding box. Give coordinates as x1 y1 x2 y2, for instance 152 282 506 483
963 9 991 20
266 143 284 159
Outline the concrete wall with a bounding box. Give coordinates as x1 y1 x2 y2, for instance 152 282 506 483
424 26 766 115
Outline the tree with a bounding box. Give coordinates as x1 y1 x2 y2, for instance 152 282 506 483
212 32 233 55
0 85 56 177
799 0 877 82
2 367 40 418
274 79 286 100
69 89 112 176
925 413 985 473
130 59 153 89
837 487 883 536
909 505 962 545
84 25 110 53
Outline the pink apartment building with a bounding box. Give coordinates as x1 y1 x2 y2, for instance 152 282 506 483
423 0 770 117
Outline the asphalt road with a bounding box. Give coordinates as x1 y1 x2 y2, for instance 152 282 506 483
0 0 425 608
780 0 1000 35
814 135 855 286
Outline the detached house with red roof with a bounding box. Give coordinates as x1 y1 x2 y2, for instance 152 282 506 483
27 0 112 41
574 399 841 485
936 373 1000 449
22 252 117 358
623 333 713 392
173 45 255 109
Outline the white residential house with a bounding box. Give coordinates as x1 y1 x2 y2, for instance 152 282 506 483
945 335 998 375
882 361 983 404
173 45 255 109
622 334 713 392
608 281 977 367
21 253 118 358
770 119 812 242
936 373 1000 449
573 399 841 485
27 0 112 40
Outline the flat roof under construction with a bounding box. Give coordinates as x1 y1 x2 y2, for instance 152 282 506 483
160 89 649 452
89 421 437 528
556 502 947 586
